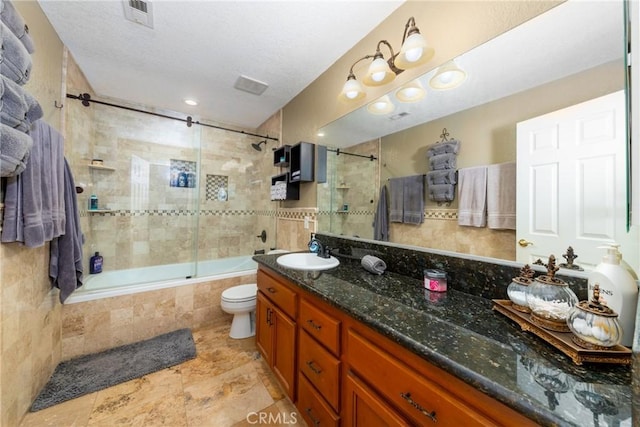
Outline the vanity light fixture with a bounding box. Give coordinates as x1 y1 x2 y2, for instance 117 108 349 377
395 79 425 103
339 17 434 102
429 60 467 90
367 95 395 115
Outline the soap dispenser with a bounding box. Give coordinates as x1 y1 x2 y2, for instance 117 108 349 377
588 244 638 347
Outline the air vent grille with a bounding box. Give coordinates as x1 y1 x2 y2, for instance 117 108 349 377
123 0 154 29
234 75 269 96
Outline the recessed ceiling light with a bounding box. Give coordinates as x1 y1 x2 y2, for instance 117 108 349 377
317 132 325 137
184 99 198 106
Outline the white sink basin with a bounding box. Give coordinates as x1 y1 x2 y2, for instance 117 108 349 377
276 253 340 271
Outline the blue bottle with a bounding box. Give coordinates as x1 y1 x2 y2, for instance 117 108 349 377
90 252 103 274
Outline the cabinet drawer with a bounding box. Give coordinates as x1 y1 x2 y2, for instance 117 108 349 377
298 373 340 427
299 330 341 412
257 269 297 318
347 329 496 427
300 298 341 356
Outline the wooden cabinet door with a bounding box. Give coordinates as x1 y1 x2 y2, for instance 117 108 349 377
256 292 273 365
272 304 297 400
344 373 409 427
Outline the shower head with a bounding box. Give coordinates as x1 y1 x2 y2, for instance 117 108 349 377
251 140 267 151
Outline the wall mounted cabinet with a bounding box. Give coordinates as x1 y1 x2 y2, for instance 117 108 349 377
273 145 291 167
289 141 315 182
271 173 299 201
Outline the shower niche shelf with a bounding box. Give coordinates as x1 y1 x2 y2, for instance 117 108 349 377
273 145 291 167
88 164 115 171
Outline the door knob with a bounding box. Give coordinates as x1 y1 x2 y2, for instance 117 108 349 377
518 239 534 247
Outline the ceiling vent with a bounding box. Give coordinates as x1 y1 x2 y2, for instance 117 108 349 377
123 0 154 29
389 112 410 121
234 75 269 96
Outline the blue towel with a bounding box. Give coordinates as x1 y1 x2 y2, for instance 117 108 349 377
426 169 457 185
428 183 456 202
50 159 84 303
1 120 66 247
0 122 32 176
426 139 460 157
0 20 32 84
373 185 389 241
0 0 35 53
402 175 424 224
389 177 404 223
1 75 43 131
429 153 457 171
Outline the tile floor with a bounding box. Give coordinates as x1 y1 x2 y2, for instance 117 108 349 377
20 322 306 427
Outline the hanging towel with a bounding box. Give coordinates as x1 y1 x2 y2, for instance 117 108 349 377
0 21 32 84
373 185 389 241
1 75 43 131
487 162 516 229
457 166 488 227
426 169 457 185
0 122 32 176
0 0 34 53
428 183 456 203
403 175 424 224
389 177 404 223
426 139 461 157
50 158 84 304
429 153 457 171
1 120 66 246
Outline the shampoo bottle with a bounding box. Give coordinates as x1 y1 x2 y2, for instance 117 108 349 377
588 245 638 346
90 252 103 274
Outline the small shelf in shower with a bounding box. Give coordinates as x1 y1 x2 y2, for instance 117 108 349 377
87 209 112 214
88 164 115 171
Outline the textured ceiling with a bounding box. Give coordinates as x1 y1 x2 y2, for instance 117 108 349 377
38 0 404 129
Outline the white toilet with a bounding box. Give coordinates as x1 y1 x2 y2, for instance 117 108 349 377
220 283 258 339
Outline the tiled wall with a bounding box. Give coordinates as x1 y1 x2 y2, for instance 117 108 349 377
318 139 379 240
65 56 279 273
276 208 317 252
61 273 256 360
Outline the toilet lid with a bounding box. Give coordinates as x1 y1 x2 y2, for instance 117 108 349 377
222 283 257 301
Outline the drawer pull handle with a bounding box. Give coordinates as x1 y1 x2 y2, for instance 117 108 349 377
400 392 437 423
305 408 320 427
306 360 323 375
267 287 277 293
266 308 272 326
306 319 322 330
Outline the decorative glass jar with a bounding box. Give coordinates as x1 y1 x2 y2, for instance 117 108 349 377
567 284 622 349
507 264 535 312
526 255 578 332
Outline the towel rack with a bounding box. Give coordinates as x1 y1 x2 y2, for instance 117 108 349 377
437 128 452 143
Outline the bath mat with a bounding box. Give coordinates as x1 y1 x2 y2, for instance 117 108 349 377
30 328 196 411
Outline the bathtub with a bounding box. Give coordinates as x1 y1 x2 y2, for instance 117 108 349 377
65 255 258 304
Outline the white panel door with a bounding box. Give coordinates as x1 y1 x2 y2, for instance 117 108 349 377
516 91 637 271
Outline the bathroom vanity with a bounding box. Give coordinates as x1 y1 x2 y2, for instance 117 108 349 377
254 243 632 427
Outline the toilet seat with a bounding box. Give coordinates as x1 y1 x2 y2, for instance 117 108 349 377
221 283 257 303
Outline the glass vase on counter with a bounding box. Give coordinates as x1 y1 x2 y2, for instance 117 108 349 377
507 264 535 312
526 255 578 332
567 284 622 349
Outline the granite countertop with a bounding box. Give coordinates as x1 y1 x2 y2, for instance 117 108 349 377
254 253 632 427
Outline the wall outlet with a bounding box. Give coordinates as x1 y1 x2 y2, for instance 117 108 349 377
304 216 310 229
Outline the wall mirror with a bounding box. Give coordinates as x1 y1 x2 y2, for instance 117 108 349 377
316 0 635 271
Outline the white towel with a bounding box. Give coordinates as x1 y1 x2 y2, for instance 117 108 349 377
487 162 516 229
457 166 487 227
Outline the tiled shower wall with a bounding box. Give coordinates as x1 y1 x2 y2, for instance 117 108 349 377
317 139 380 240
65 56 279 273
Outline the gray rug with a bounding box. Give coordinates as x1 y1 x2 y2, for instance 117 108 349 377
30 328 196 411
